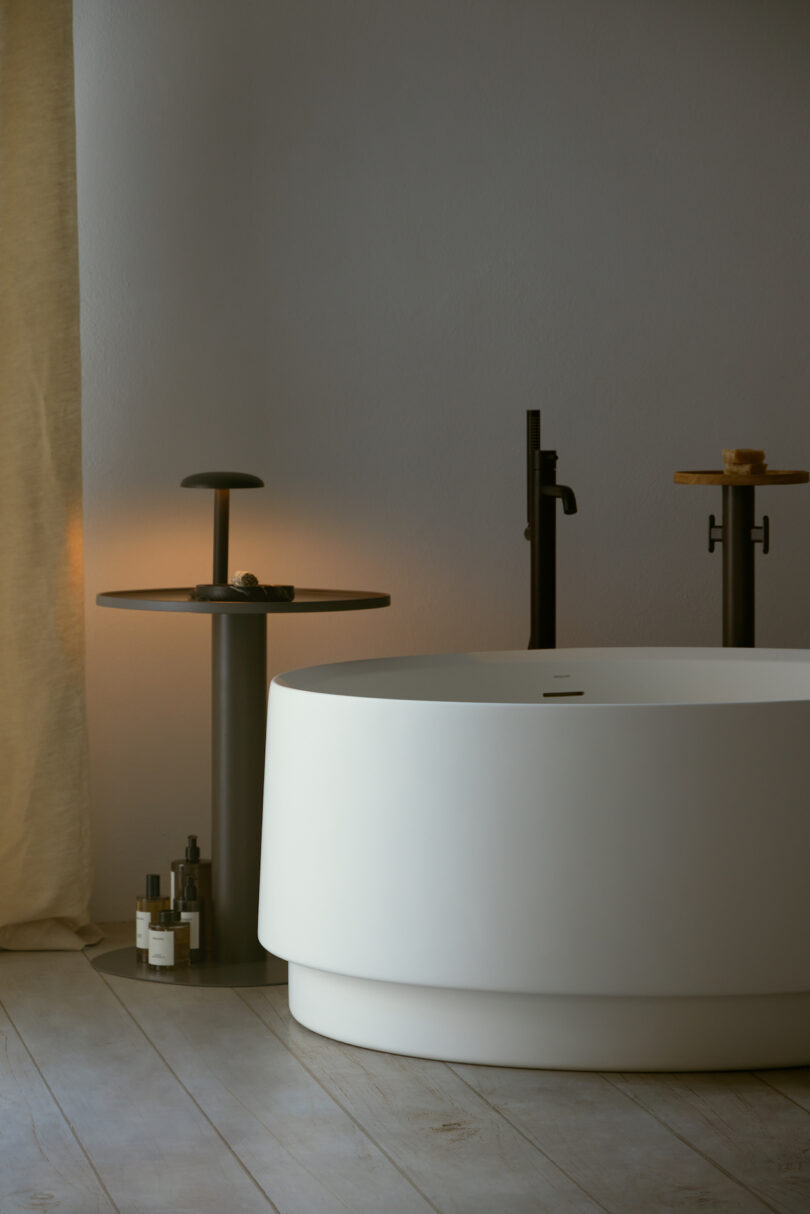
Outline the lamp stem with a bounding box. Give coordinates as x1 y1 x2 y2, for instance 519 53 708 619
213 489 230 584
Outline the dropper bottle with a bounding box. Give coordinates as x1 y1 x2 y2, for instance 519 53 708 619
171 834 199 901
170 834 213 958
174 877 204 963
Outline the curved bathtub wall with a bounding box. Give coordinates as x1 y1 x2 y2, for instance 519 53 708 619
259 648 810 1069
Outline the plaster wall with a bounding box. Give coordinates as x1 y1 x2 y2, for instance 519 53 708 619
75 0 810 920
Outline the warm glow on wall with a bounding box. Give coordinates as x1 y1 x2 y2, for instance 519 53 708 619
66 502 84 594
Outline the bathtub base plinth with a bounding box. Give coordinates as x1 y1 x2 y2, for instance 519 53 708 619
289 965 810 1071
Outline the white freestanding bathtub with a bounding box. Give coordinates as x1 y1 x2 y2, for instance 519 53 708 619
258 648 810 1070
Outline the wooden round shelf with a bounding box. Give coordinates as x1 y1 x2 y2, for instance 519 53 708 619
674 470 809 487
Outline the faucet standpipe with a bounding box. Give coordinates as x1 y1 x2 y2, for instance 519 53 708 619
525 412 578 651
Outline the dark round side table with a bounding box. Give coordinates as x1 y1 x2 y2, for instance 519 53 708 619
91 586 390 986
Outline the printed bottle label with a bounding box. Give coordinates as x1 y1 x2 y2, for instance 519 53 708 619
179 910 200 950
148 927 175 967
136 910 152 949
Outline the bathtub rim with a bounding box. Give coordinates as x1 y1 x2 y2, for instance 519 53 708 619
270 645 810 710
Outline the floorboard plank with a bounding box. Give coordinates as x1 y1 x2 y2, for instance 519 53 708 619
0 952 275 1214
451 1063 771 1213
105 973 433 1214
242 987 605 1214
0 999 117 1213
610 1071 810 1214
756 1069 810 1115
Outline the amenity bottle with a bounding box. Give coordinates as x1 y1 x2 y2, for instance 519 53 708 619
174 877 204 964
135 874 170 963
147 909 190 971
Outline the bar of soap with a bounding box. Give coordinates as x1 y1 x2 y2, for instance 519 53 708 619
722 448 766 475
725 462 767 475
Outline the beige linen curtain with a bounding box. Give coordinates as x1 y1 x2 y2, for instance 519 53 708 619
0 0 99 948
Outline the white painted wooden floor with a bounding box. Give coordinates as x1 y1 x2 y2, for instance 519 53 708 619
1 926 809 1213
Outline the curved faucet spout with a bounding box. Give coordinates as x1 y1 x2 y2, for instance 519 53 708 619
541 482 577 515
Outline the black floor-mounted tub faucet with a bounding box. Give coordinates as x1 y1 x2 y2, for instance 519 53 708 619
525 411 577 649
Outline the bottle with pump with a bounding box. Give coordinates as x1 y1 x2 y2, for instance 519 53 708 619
135 874 170 963
147 909 190 971
170 835 213 958
174 877 204 963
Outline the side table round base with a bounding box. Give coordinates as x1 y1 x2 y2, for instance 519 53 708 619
91 946 288 987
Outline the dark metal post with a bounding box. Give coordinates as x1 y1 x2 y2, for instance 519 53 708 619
527 412 543 648
722 485 756 646
534 450 559 649
211 613 268 962
213 489 230 584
